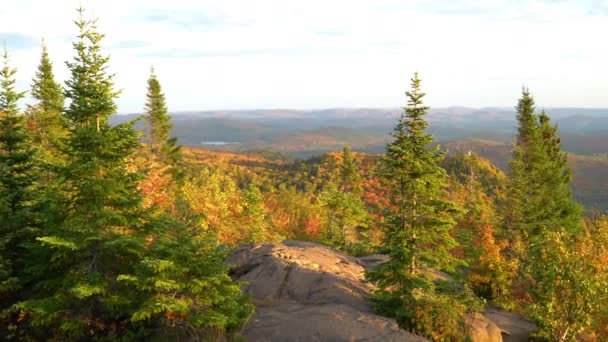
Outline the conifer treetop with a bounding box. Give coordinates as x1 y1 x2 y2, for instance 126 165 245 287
0 47 26 116
31 40 64 114
515 86 537 146
64 6 120 129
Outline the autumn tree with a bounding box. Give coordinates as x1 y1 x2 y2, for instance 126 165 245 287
526 228 604 341
181 167 244 244
447 153 514 305
366 73 468 338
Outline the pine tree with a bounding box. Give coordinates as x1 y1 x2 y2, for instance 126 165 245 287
0 47 41 297
27 40 67 163
12 9 251 339
338 146 362 196
144 67 180 165
366 73 466 337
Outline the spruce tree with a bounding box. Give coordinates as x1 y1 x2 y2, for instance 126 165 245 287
366 73 465 336
12 9 251 339
504 90 581 251
504 89 585 338
27 40 67 163
144 68 180 165
338 146 363 196
0 47 41 297
535 110 581 234
503 88 540 252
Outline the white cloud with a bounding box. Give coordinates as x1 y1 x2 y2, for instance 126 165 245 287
1 0 607 112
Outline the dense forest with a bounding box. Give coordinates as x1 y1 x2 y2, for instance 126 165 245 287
1 8 607 342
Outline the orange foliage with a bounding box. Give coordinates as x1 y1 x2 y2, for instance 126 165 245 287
138 165 174 210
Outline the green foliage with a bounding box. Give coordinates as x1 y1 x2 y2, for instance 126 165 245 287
27 41 67 165
366 73 468 339
318 183 368 249
338 146 363 196
526 230 604 341
410 291 473 341
0 47 42 298
119 217 253 338
243 181 272 243
504 89 582 249
503 88 592 338
8 8 251 340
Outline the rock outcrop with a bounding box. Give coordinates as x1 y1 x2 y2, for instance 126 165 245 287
466 312 504 342
484 307 537 342
229 240 425 341
229 240 533 342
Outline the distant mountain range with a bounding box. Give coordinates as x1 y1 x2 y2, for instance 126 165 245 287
112 107 608 156
111 107 608 211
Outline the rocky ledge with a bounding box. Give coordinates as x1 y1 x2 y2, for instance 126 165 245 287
229 240 536 342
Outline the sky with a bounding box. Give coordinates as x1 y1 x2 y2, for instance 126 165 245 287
1 0 608 113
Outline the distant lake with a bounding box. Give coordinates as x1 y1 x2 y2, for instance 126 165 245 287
200 141 240 146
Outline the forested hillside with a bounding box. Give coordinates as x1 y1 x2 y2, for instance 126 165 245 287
0 7 607 342
110 109 608 212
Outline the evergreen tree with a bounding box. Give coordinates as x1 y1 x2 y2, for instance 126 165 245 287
505 90 581 246
27 40 67 163
535 110 581 234
12 9 251 339
503 89 585 338
515 87 537 148
338 146 362 196
243 180 271 243
0 47 41 297
144 68 180 165
366 73 466 337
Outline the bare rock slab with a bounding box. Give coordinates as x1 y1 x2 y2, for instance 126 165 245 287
229 240 425 341
484 307 537 342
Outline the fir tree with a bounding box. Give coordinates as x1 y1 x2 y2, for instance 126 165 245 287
515 87 537 148
366 73 465 337
504 90 582 251
338 145 363 196
503 89 585 338
535 110 582 234
0 47 41 297
31 41 65 115
144 67 181 165
12 9 251 339
27 40 67 163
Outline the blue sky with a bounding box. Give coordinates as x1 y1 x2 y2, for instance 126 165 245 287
1 0 608 113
